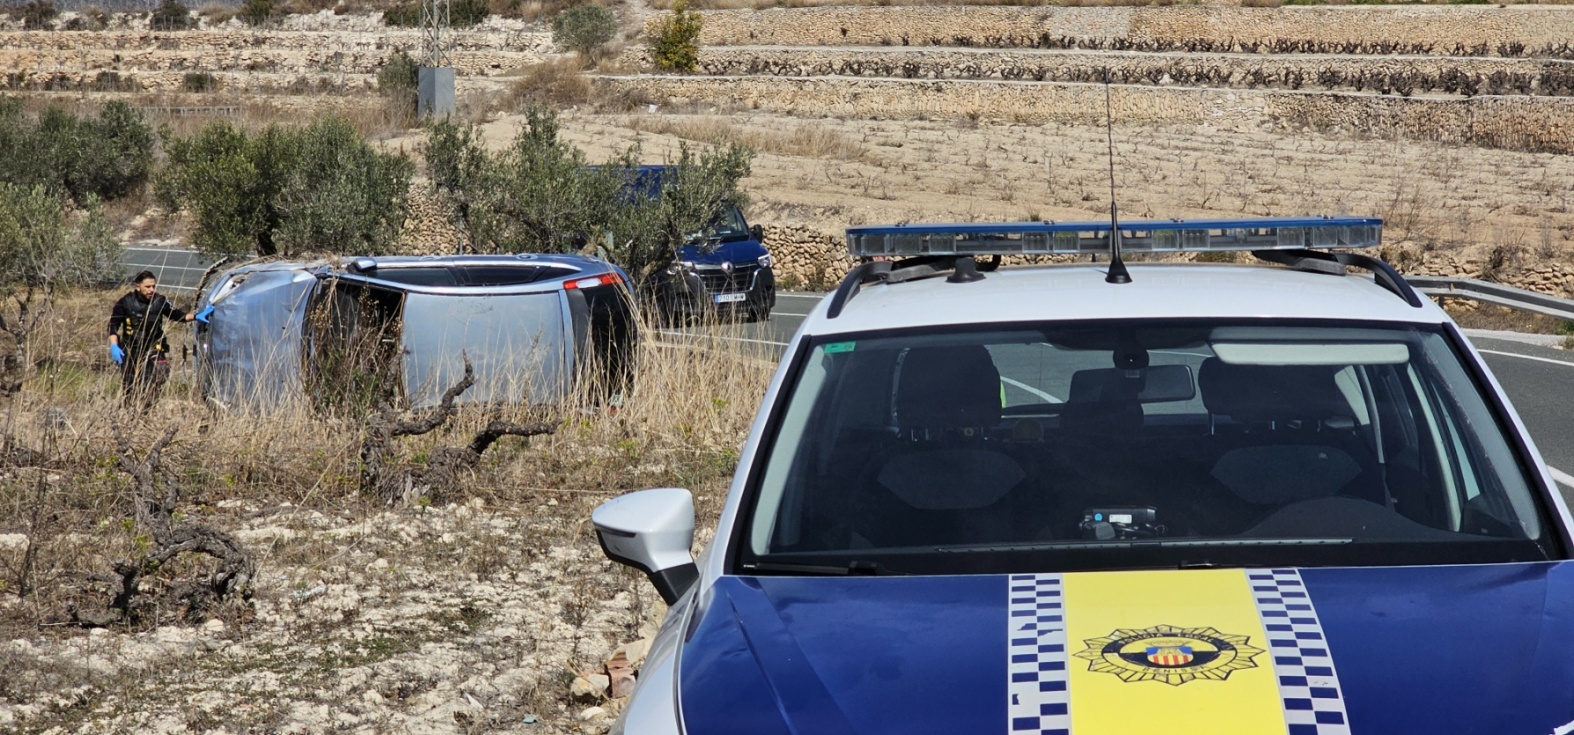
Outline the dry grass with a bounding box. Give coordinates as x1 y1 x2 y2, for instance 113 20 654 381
0 287 767 631
505 58 595 111
626 114 873 162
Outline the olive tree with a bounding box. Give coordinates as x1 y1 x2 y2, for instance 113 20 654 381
0 184 119 394
158 118 413 258
552 4 618 64
423 106 753 288
0 98 155 204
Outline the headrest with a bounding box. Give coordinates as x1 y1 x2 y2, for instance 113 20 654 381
895 346 1001 431
1199 358 1351 425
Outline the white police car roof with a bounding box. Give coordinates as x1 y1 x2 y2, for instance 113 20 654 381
803 263 1453 335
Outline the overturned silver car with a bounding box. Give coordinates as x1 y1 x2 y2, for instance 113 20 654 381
194 254 636 412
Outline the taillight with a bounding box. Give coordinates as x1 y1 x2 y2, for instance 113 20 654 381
563 272 623 290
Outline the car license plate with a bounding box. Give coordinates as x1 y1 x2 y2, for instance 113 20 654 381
714 292 747 304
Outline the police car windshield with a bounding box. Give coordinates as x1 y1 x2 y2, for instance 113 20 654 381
738 321 1556 574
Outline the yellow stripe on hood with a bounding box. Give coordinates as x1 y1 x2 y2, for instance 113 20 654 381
1063 569 1283 735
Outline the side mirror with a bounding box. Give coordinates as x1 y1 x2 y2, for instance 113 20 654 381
593 487 698 605
749 224 764 242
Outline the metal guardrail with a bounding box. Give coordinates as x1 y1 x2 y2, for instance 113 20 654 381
1406 275 1574 322
135 106 242 118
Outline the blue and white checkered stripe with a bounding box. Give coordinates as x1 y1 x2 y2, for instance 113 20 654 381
1007 574 1070 735
1250 569 1353 735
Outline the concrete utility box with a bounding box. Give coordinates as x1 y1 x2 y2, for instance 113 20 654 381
417 66 455 118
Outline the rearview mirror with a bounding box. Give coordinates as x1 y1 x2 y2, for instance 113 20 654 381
749 224 764 241
592 488 697 605
1067 363 1196 404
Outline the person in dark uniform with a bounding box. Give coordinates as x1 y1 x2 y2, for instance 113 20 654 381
109 271 195 407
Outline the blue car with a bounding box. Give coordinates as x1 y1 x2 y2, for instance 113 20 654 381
593 217 1574 735
620 165 776 323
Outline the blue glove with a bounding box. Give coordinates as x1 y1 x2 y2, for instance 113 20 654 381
110 344 124 365
194 305 214 324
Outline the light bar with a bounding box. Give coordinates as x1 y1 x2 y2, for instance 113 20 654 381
845 216 1382 258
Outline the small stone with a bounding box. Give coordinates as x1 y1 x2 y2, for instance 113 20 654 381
569 675 609 701
578 706 607 721
368 558 389 572
363 689 384 705
614 638 653 670
202 618 225 633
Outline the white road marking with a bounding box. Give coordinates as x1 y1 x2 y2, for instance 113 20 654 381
1478 349 1574 369
1549 466 1574 490
1000 376 1061 403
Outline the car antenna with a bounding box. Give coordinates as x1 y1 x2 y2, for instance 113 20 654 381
1103 71 1132 285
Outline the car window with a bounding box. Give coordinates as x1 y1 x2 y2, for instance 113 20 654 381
457 265 572 286
739 320 1553 574
359 267 458 287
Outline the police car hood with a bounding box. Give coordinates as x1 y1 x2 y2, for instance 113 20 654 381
679 563 1574 735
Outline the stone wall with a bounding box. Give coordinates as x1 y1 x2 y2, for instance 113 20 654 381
676 47 1573 98
599 75 1574 152
695 6 1574 50
0 13 553 94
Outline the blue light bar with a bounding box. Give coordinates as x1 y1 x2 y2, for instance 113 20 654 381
845 216 1383 258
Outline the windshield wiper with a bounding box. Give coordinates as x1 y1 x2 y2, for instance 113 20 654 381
741 560 901 576
938 537 1355 553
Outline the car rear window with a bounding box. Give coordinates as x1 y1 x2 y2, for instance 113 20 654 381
359 267 458 287
738 320 1557 574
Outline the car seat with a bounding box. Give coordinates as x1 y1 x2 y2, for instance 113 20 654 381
849 346 1041 548
1053 365 1251 537
1198 358 1384 509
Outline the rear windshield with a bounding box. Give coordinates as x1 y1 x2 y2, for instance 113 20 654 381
738 321 1557 575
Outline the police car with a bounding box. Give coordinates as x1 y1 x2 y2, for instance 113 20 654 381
593 217 1574 735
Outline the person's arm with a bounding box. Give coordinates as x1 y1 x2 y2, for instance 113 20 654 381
108 296 129 364
108 296 129 346
159 297 189 323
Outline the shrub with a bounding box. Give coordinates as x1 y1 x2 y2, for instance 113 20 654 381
0 183 119 390
149 0 192 30
647 0 702 73
506 57 592 108
450 0 489 25
380 1 419 26
0 99 154 203
423 106 753 287
274 118 414 254
183 71 218 92
553 4 618 62
157 118 414 258
239 0 276 26
377 49 420 122
19 0 58 30
377 49 420 95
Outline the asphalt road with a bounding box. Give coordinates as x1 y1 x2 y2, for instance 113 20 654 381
700 293 1574 506
118 245 215 293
